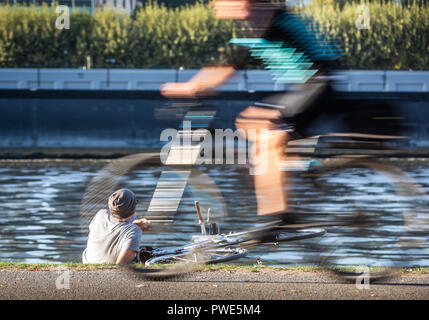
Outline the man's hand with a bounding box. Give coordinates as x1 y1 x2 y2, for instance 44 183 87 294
133 218 151 231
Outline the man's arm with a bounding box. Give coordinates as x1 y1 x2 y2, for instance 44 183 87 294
161 66 236 98
115 219 150 264
116 248 137 264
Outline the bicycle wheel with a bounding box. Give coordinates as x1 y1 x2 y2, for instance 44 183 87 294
80 152 229 279
145 247 248 265
305 157 429 282
80 152 227 226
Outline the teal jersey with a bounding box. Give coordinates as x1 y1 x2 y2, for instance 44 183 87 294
229 10 343 84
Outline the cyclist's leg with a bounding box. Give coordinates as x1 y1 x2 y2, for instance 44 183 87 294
235 82 331 216
236 107 289 216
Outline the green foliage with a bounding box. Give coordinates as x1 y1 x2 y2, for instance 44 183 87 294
128 3 235 68
138 0 211 8
0 4 95 67
303 0 429 69
89 9 132 67
0 1 427 69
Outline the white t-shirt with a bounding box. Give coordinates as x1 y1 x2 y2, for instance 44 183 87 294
82 209 142 264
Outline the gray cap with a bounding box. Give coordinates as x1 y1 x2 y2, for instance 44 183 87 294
108 189 137 220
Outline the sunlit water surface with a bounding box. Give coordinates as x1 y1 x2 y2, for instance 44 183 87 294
0 158 428 266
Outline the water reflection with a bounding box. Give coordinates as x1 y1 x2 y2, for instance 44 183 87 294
0 158 428 266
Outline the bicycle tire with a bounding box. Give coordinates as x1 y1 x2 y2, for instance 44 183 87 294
307 157 429 283
80 153 227 225
80 152 229 280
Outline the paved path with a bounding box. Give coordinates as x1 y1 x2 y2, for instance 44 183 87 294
0 268 428 300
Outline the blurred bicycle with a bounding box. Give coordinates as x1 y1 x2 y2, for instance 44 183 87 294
81 0 429 281
80 97 429 281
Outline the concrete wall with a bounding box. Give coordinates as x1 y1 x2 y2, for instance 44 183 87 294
0 69 428 92
0 95 250 150
0 68 428 154
1 91 429 153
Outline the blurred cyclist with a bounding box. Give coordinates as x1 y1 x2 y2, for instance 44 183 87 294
161 0 341 217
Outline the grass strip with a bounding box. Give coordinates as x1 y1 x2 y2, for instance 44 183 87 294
1 261 428 274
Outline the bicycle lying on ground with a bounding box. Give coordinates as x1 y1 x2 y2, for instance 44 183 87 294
127 201 326 279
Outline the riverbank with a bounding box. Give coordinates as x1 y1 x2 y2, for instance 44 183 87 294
0 264 428 300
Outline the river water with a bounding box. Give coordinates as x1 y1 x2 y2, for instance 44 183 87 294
1 158 428 266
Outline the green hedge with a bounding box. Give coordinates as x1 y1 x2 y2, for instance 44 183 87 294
0 1 427 69
305 0 429 69
0 4 95 67
138 0 211 8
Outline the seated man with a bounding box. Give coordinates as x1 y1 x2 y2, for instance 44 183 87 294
82 188 151 264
